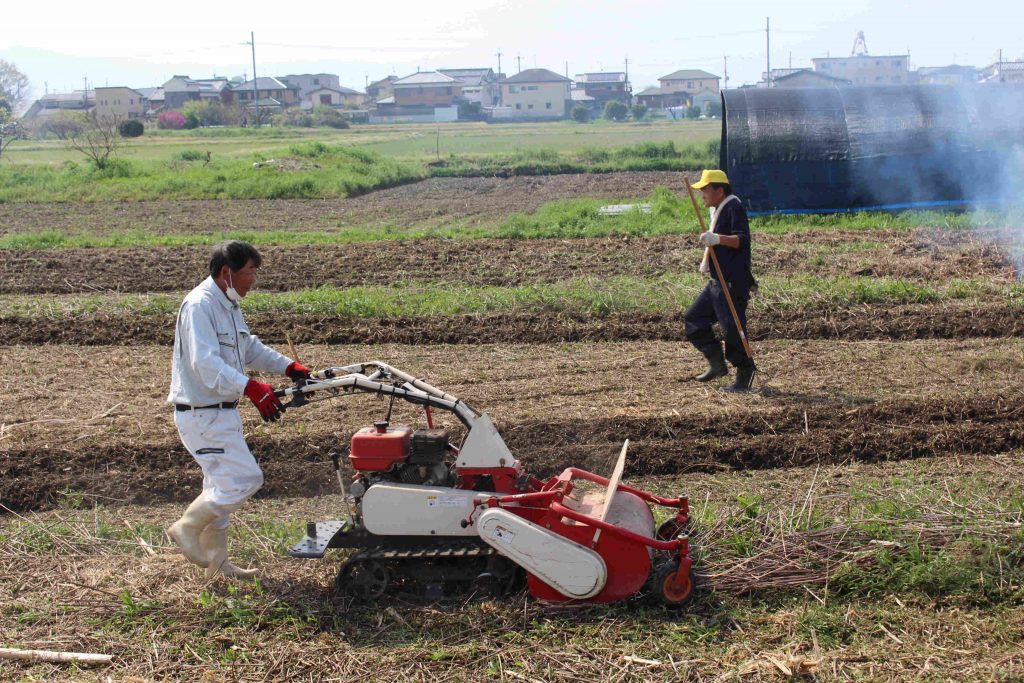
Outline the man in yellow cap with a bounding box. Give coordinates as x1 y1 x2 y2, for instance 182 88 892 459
684 170 757 391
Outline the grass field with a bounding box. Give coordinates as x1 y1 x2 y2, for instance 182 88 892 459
1 118 1023 681
3 119 719 165
0 133 718 202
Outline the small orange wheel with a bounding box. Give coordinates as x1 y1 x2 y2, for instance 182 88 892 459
652 559 696 607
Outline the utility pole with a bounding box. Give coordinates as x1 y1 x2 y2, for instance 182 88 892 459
82 76 88 106
248 32 260 127
723 56 728 89
765 17 771 87
516 53 522 73
565 61 569 79
496 49 503 78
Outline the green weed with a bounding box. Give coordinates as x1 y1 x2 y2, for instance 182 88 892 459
3 274 1021 319
0 144 425 202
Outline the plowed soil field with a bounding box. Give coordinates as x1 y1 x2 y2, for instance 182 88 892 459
2 171 1023 682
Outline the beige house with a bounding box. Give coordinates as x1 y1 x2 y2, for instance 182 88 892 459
305 86 365 109
500 68 571 118
658 69 721 95
94 87 147 120
770 70 851 88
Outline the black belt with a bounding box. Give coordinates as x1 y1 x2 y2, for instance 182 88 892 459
175 401 238 411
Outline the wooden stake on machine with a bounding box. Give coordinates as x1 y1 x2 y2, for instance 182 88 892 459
285 332 301 365
685 178 754 361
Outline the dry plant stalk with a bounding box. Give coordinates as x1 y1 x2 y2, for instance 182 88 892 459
0 647 112 666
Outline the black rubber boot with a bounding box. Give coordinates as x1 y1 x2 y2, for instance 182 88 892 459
695 346 728 382
724 362 757 392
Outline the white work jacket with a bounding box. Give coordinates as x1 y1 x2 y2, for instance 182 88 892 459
167 276 291 406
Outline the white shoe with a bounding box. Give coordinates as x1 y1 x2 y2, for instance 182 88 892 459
167 497 221 567
201 525 258 580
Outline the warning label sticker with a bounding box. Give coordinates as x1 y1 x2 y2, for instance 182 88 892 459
494 525 515 544
426 495 465 508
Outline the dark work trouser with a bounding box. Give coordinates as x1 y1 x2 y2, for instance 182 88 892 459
684 279 752 368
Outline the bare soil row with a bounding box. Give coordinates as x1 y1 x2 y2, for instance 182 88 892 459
2 394 1021 513
0 229 1007 294
2 339 1021 512
1 301 1021 346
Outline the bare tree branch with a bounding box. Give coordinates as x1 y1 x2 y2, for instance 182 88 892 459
65 112 125 169
0 116 28 162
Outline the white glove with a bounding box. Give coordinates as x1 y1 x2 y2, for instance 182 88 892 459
699 253 710 276
699 232 721 247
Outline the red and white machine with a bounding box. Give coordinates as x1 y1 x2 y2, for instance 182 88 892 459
281 361 695 606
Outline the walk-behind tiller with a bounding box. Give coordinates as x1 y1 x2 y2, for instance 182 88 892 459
278 362 695 606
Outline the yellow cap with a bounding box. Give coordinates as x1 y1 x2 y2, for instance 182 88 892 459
690 169 730 189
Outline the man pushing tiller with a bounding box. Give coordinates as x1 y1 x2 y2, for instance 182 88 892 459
166 241 311 579
684 170 757 392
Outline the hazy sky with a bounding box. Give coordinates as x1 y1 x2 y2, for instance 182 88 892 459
2 0 1021 100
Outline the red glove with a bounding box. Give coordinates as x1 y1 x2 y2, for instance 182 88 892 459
245 379 283 422
285 361 311 381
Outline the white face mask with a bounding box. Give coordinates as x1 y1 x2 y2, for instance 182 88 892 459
226 271 244 302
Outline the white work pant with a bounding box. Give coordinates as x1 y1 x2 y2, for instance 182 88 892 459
174 408 264 529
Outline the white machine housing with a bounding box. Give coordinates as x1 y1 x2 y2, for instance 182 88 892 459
361 484 487 536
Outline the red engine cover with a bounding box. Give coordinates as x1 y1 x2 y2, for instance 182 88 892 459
349 424 412 471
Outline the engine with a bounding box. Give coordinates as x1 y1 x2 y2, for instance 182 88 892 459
348 422 452 498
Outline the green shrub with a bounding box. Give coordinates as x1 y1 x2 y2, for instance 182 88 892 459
631 103 648 120
603 101 628 122
118 120 144 138
311 105 350 129
273 108 315 127
288 141 330 158
175 149 210 162
571 105 589 123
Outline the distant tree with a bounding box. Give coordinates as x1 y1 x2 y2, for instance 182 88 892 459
0 60 30 115
180 100 242 128
603 100 628 122
34 110 88 139
686 105 701 119
631 103 648 120
571 105 589 123
706 100 723 118
66 112 124 169
0 113 28 161
158 111 187 130
273 107 314 127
